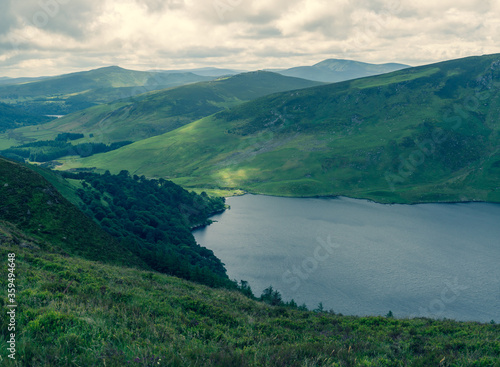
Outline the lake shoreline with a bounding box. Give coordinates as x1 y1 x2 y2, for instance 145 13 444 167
194 195 500 322
214 190 499 206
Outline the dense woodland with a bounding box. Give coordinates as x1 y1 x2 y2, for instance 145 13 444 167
60 170 235 288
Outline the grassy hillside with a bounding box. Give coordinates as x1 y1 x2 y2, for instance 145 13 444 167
61 54 500 203
1 223 499 366
0 157 141 267
277 59 410 83
0 66 213 116
0 158 234 288
0 71 323 145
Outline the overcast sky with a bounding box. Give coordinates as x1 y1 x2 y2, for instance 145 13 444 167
0 0 499 77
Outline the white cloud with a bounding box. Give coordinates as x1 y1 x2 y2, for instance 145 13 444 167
0 0 499 76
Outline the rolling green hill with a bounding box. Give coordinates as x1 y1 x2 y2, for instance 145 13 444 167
276 59 410 82
60 54 500 203
0 66 213 116
0 71 324 145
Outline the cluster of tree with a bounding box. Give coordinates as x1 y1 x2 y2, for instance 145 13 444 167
60 170 233 288
0 140 132 162
259 286 309 310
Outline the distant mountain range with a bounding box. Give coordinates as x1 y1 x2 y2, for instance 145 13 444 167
0 66 214 115
151 67 246 77
0 76 49 86
1 71 323 144
271 59 410 82
2 54 499 204
0 59 409 116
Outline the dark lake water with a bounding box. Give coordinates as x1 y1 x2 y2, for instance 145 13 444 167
194 195 500 322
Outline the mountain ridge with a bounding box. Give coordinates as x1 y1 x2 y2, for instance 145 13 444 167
0 66 215 115
0 71 324 145
275 58 410 82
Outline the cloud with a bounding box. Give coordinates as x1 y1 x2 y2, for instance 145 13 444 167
0 0 499 77
8 0 103 40
0 1 17 35
138 0 185 12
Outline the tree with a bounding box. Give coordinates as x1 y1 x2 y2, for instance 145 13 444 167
238 280 254 298
260 286 283 306
314 302 324 313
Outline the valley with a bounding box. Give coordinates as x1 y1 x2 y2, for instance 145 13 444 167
1 52 499 366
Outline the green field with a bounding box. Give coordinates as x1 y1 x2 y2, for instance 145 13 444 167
58 54 500 203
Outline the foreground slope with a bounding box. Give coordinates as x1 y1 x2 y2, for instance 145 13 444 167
2 71 323 145
64 54 500 203
1 223 499 366
0 157 141 266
